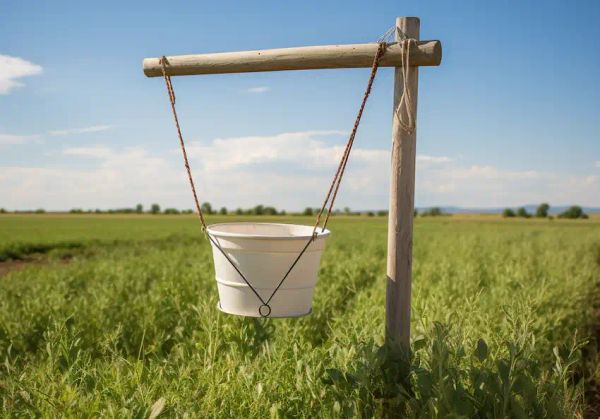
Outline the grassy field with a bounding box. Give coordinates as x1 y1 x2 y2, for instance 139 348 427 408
0 214 599 417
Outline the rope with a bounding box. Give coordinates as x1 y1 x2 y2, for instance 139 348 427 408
160 58 267 310
312 42 387 234
159 40 395 317
395 39 416 134
377 26 396 44
160 61 208 230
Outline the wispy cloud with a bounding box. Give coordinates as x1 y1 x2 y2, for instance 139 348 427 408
417 155 453 164
63 146 112 158
246 86 270 93
0 133 41 146
0 55 43 94
48 125 113 137
595 161 600 168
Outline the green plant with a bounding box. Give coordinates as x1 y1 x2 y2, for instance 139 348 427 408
0 214 596 416
150 203 161 214
200 202 213 215
559 205 588 219
502 208 516 217
422 207 444 217
536 203 550 218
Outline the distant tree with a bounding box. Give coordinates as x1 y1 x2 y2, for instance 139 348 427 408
150 203 161 214
303 207 314 216
377 210 388 216
535 203 550 218
219 207 228 215
200 202 213 214
343 207 351 215
422 207 444 217
235 208 244 215
263 206 278 215
502 208 516 218
0 208 6 213
35 208 46 214
252 205 265 215
163 208 180 214
70 208 84 214
367 211 375 217
558 205 587 219
414 209 419 217
516 207 530 218
430 207 443 216
136 203 144 214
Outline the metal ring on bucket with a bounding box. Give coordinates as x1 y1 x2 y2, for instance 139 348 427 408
259 304 272 317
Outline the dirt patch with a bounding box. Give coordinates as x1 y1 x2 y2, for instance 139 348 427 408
0 255 72 277
0 259 33 276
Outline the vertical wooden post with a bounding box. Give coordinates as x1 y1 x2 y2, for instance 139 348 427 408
386 17 420 351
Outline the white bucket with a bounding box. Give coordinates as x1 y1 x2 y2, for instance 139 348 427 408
206 223 331 318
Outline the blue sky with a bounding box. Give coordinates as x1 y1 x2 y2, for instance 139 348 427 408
1 0 600 211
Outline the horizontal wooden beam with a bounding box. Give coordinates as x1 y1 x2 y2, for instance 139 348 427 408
143 41 442 77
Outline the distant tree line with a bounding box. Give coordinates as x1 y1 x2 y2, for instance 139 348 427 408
417 207 449 217
1 203 590 220
502 203 589 219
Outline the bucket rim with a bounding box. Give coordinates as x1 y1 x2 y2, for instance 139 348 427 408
206 222 331 240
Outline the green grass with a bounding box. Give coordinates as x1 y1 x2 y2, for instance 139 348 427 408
0 214 599 417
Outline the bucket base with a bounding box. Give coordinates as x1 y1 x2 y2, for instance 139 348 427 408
217 302 312 318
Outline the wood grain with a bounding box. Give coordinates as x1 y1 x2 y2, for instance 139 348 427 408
143 40 441 77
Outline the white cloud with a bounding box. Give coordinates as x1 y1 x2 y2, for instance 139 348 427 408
417 155 453 164
183 131 449 210
1 130 599 210
0 124 112 149
0 55 43 94
48 125 113 137
185 130 348 171
0 147 187 210
63 146 112 158
0 133 41 146
595 161 600 168
246 86 270 93
415 163 600 207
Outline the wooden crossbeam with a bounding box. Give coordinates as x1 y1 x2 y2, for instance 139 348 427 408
143 40 441 77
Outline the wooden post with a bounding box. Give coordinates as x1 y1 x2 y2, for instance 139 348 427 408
385 17 420 351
